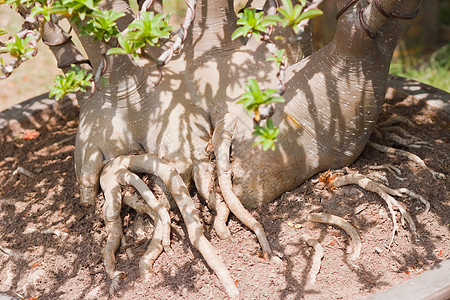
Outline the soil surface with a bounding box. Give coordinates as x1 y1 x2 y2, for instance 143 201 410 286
0 87 449 300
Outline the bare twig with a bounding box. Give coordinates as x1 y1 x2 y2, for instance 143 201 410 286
12 167 36 179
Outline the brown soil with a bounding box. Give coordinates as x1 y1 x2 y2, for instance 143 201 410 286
0 88 449 300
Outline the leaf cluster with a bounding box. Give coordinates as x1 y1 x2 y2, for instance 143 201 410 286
80 10 125 42
107 11 172 61
231 8 278 40
237 78 284 113
49 65 92 100
0 35 34 60
51 0 101 23
275 0 323 34
253 118 280 151
266 49 286 68
232 0 323 39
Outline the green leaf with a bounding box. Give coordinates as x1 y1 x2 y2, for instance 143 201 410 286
295 9 323 23
106 47 128 55
231 26 247 40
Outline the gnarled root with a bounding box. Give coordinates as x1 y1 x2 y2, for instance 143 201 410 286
302 234 323 287
213 114 272 258
307 213 361 261
332 173 430 245
122 192 167 280
368 141 445 179
193 161 231 240
100 158 172 280
376 126 432 149
118 153 239 299
369 164 406 181
99 166 125 279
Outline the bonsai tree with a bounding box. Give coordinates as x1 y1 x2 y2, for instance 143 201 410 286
2 0 439 298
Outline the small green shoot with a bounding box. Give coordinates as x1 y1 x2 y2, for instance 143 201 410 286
0 35 35 60
127 11 172 46
237 79 285 151
266 49 286 68
107 11 171 60
49 65 92 100
232 8 278 40
252 118 280 151
275 0 323 34
51 0 101 22
237 78 284 113
80 10 125 42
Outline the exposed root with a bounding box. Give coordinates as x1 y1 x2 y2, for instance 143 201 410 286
99 172 123 278
366 172 389 186
100 158 172 280
307 213 361 260
138 217 165 280
332 173 430 245
376 115 415 128
302 234 323 287
369 164 406 181
12 167 36 179
193 162 231 240
379 126 432 149
122 192 166 279
115 170 171 252
368 141 445 179
213 114 271 257
121 153 240 299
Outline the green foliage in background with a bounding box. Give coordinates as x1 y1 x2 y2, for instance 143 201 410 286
390 45 450 92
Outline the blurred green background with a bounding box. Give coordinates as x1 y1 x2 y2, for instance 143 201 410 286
0 0 448 112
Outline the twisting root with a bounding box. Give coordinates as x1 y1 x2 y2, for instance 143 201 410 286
100 158 172 280
157 0 196 66
122 192 167 280
308 213 361 260
376 115 415 128
119 153 239 299
332 173 429 245
104 158 172 252
193 162 231 240
378 126 432 149
368 141 445 179
213 114 272 258
302 234 323 287
99 167 125 279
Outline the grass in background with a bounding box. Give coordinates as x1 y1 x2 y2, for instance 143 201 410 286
390 45 450 93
